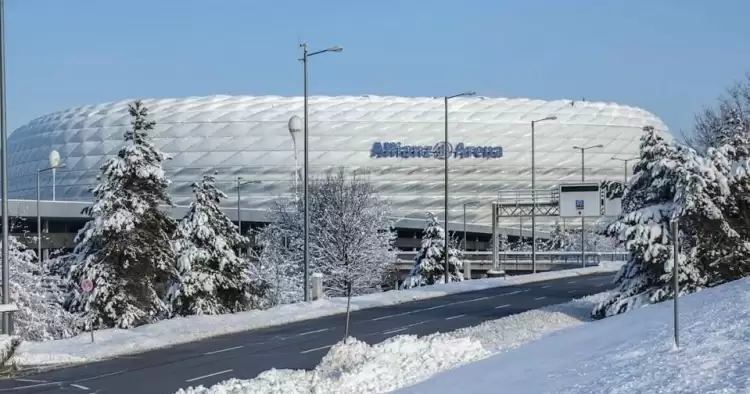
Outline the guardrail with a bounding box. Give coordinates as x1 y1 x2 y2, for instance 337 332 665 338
395 250 628 271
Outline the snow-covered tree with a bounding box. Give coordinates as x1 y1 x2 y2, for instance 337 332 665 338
258 168 397 302
167 173 269 316
64 100 177 329
497 233 509 252
5 235 77 341
592 127 710 318
684 74 750 152
547 221 574 251
401 213 463 289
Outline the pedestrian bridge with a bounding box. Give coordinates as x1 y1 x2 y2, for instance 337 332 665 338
394 250 628 278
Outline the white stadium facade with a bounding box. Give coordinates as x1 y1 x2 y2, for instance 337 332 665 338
7 95 669 252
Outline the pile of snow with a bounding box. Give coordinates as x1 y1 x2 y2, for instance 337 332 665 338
15 263 621 366
400 276 750 394
175 292 611 393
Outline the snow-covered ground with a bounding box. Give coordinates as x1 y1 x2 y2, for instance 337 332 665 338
174 292 610 393
399 276 750 394
15 263 621 366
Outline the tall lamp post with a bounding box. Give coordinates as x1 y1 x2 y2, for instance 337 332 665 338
530 116 557 273
0 0 10 335
610 156 638 183
37 153 65 265
443 91 475 284
288 116 302 200
573 144 603 265
300 43 343 301
236 177 261 255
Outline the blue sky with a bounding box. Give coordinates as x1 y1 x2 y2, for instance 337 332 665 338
6 0 750 136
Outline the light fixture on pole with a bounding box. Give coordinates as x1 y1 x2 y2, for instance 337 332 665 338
48 150 61 201
443 91 475 285
0 0 10 335
37 161 66 265
530 116 557 273
300 43 343 302
572 144 604 266
288 116 303 200
610 156 639 183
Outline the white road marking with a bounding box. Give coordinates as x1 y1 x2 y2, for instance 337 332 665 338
300 344 334 354
541 285 551 289
185 369 234 383
297 328 329 336
0 382 61 390
495 304 510 309
534 296 547 300
204 345 244 355
587 276 601 281
382 327 408 335
596 283 605 287
504 290 523 296
568 289 578 293
73 369 129 383
14 378 49 383
567 280 578 284
70 383 90 390
445 314 465 320
370 294 499 321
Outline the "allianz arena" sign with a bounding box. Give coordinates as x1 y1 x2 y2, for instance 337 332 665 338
370 141 504 159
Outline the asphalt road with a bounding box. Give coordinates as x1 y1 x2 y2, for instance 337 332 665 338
0 273 615 393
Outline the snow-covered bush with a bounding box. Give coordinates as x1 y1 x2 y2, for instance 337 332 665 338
401 213 463 289
64 100 177 329
5 235 77 341
258 168 397 303
167 173 269 316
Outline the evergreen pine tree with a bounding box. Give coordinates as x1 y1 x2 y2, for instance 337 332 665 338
167 173 268 316
592 127 708 318
401 213 463 289
548 221 573 251
65 100 176 329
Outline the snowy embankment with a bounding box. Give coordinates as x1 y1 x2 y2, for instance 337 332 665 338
175 292 611 393
15 262 621 366
399 276 750 394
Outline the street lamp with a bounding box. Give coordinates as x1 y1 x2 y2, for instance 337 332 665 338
37 158 66 265
0 0 10 335
572 144 604 265
300 43 343 302
288 116 302 200
443 91 475 284
610 156 639 183
530 116 557 273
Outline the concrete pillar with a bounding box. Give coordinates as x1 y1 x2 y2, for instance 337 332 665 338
311 273 324 300
463 260 471 280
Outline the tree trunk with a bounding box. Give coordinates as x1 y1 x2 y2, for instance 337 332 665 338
344 280 352 339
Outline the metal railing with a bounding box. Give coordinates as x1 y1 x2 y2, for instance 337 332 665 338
396 250 628 268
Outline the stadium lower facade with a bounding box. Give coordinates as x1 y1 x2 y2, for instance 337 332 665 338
7 95 669 251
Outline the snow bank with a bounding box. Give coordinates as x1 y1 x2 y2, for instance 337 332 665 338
400 276 750 394
175 292 610 393
16 262 621 366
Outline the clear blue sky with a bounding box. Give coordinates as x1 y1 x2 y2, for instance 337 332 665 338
6 0 750 137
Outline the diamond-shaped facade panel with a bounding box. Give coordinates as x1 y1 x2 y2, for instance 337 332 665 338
8 95 670 230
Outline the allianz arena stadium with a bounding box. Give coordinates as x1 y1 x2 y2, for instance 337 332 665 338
8 95 669 232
